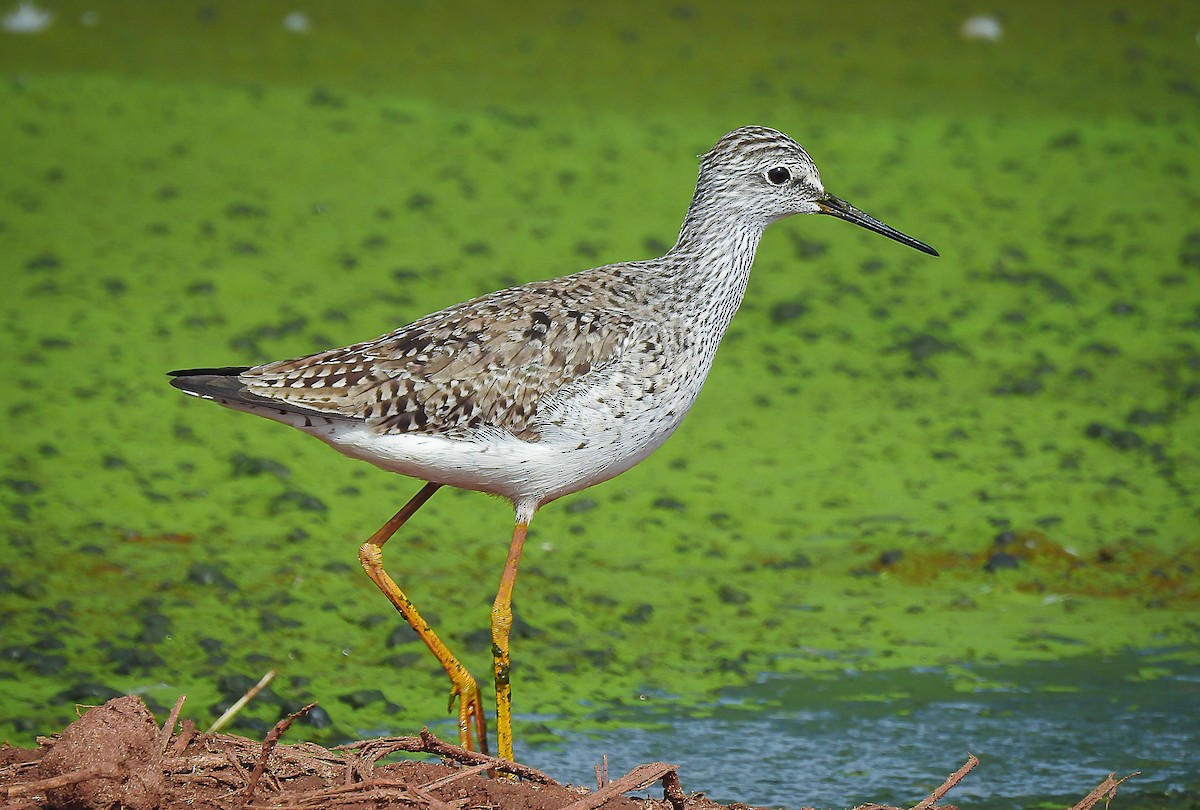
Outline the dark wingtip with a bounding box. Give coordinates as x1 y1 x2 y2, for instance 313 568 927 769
168 366 252 378
168 367 258 402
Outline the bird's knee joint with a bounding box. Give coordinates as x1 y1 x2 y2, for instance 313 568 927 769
358 542 383 572
491 606 513 634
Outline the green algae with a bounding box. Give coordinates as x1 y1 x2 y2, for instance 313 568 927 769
0 3 1198 780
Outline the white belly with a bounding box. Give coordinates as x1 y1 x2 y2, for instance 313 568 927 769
300 379 696 507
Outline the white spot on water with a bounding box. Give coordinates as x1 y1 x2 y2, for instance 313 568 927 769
960 14 1003 42
2 2 54 34
283 11 311 34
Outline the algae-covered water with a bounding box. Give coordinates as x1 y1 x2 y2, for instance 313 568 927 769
1 2 1198 807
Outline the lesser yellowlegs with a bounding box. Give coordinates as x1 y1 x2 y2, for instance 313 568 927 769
169 126 937 760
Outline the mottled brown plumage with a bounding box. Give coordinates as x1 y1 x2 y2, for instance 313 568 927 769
245 272 645 441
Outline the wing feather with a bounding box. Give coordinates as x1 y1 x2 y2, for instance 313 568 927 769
239 268 646 440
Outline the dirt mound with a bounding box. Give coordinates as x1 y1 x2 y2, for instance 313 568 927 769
1 696 1131 809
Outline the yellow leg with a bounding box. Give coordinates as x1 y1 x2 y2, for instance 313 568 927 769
358 481 488 754
491 519 529 762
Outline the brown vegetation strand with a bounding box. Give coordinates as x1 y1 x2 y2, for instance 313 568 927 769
241 702 317 804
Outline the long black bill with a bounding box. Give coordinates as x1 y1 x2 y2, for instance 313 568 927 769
817 194 938 257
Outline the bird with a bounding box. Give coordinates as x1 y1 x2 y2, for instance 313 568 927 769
169 125 937 761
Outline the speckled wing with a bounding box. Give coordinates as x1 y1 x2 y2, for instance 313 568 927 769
238 272 642 441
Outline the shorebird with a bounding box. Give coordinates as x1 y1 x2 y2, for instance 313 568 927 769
169 126 937 760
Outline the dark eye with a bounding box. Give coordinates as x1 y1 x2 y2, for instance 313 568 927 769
766 166 791 185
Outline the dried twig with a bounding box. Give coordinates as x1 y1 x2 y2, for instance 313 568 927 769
157 694 187 754
560 761 682 810
1069 771 1139 810
219 737 250 785
661 767 688 810
911 754 979 810
418 761 494 790
336 728 560 785
171 718 197 756
298 777 441 809
416 728 561 784
4 764 121 799
241 702 316 804
209 670 276 733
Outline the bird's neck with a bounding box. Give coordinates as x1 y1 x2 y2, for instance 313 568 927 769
656 194 768 322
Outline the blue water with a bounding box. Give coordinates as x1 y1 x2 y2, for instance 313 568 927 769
522 653 1199 808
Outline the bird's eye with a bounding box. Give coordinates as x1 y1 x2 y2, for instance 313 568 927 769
766 167 791 186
